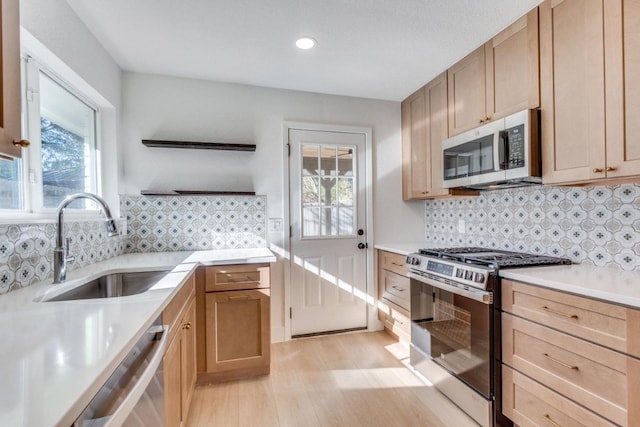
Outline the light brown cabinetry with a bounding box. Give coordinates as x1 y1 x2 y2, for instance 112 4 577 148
163 273 197 427
402 74 476 200
501 279 640 426
0 0 25 158
201 263 271 382
541 0 640 184
377 250 410 342
447 9 539 137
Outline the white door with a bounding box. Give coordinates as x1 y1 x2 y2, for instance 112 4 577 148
289 128 368 336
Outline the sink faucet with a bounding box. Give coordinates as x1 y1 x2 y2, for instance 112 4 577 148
53 192 119 284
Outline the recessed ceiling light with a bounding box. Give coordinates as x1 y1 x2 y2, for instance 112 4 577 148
295 37 317 50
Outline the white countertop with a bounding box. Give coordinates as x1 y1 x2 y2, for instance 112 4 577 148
374 242 431 256
0 248 276 427
500 264 640 309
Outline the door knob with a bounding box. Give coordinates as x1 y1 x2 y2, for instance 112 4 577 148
357 242 368 250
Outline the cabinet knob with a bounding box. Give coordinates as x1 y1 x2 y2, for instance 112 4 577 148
421 191 429 195
606 166 617 172
485 117 491 122
593 168 603 173
13 139 30 147
479 119 485 124
183 321 192 330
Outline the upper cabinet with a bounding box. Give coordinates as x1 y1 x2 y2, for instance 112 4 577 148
541 0 640 184
402 73 476 200
0 0 26 158
540 0 606 184
448 9 540 137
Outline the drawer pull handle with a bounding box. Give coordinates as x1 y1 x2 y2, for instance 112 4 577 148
543 353 579 371
391 262 405 267
228 295 250 301
391 285 405 292
542 306 578 320
544 414 561 427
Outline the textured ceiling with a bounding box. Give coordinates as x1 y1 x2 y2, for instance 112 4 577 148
65 0 542 101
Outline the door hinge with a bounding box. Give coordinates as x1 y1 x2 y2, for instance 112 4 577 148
287 143 291 156
289 307 292 319
290 225 292 238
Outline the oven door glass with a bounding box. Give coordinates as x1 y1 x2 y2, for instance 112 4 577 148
411 281 492 398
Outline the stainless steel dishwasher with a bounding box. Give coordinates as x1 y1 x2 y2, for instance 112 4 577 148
72 317 168 427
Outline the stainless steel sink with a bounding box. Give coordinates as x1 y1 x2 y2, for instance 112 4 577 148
45 270 170 301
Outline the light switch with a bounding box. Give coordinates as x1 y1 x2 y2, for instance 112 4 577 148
268 218 283 232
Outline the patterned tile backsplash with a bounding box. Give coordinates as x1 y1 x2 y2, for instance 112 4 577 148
0 195 267 294
425 183 640 271
121 195 267 252
0 220 126 294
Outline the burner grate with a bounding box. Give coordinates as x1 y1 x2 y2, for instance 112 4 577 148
418 247 571 269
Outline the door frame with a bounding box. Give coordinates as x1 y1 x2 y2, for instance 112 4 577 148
282 121 375 341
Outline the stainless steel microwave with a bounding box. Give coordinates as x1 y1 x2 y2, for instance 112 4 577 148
442 109 541 190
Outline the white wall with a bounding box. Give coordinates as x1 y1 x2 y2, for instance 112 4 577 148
121 72 425 340
20 0 122 212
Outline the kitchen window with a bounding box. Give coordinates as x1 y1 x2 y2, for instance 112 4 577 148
0 57 100 213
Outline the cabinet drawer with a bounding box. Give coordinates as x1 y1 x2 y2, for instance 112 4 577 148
379 251 408 276
382 306 410 343
205 263 270 292
502 313 639 426
381 269 410 310
502 279 640 357
163 273 195 341
502 365 616 427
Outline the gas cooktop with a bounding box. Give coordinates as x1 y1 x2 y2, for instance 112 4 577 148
417 247 572 269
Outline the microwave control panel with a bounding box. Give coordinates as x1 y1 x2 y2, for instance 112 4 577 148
505 123 525 169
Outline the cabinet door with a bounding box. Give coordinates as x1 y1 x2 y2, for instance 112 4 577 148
540 0 607 184
0 0 23 158
447 46 487 136
604 0 640 178
164 333 182 427
401 87 428 199
486 9 540 120
180 299 196 424
205 289 270 373
425 72 453 196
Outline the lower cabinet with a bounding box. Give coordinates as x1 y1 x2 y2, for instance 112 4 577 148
377 250 410 343
199 263 271 383
163 274 197 427
501 279 640 426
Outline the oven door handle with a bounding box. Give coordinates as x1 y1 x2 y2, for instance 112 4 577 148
408 271 493 304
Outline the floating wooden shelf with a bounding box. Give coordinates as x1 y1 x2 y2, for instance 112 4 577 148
142 139 256 151
141 190 256 196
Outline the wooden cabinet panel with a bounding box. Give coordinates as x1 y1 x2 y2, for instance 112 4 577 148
0 0 23 158
503 313 631 425
379 251 408 276
502 365 616 427
401 87 428 199
163 273 196 427
502 279 640 357
204 264 270 292
448 46 487 136
486 9 540 120
205 289 270 377
540 0 607 184
381 269 410 310
164 323 183 427
180 299 196 423
605 0 640 178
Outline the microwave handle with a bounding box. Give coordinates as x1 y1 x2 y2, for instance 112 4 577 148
498 130 508 170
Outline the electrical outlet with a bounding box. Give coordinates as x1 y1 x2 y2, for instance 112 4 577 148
458 219 466 234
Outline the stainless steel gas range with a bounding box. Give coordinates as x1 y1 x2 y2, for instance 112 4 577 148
405 247 571 427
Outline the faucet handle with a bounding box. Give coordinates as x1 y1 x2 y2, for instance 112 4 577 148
65 237 75 264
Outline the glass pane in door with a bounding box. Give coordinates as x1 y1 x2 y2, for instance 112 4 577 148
300 143 356 238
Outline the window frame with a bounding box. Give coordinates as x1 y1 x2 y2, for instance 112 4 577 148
0 54 104 220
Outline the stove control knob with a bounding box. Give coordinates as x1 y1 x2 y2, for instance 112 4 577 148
455 269 464 278
474 273 485 283
412 257 421 266
464 270 474 281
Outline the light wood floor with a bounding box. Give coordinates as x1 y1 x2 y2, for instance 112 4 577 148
186 331 479 427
